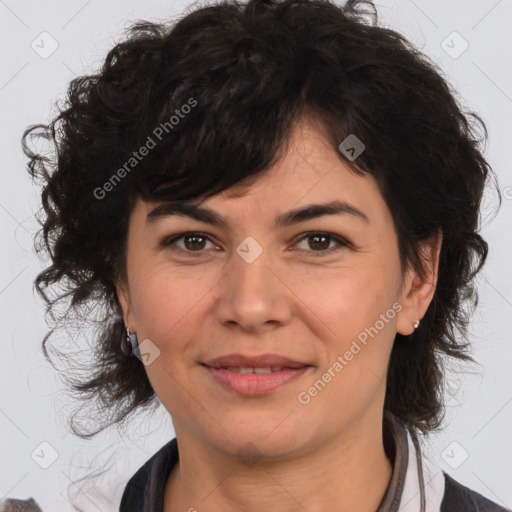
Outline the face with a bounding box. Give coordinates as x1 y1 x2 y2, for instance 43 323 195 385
116 117 441 460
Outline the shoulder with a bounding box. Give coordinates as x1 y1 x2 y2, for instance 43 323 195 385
0 498 43 511
119 437 178 512
441 472 511 512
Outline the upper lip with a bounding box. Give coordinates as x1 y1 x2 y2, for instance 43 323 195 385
202 353 311 369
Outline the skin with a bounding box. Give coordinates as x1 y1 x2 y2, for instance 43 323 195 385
116 116 442 512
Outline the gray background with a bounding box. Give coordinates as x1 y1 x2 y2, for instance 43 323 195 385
1 0 511 510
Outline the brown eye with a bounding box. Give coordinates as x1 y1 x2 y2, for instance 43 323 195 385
182 234 207 250
163 232 217 256
162 231 350 257
294 232 349 256
308 234 330 250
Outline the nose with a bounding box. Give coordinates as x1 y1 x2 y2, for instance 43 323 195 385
212 238 293 333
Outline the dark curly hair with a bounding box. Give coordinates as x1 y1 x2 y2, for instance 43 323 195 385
22 0 500 444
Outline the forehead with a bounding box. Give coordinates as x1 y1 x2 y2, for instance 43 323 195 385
225 118 366 193
136 117 389 229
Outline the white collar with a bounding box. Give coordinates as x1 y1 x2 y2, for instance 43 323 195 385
399 428 445 512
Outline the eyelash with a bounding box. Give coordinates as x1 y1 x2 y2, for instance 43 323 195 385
162 231 351 257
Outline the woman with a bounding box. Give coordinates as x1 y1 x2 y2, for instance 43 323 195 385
21 0 509 510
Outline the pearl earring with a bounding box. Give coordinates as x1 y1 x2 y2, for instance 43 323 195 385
413 319 420 330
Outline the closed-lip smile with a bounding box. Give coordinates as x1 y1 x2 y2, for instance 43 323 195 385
201 353 313 395
202 353 312 369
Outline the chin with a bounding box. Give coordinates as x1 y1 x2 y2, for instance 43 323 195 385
207 415 313 461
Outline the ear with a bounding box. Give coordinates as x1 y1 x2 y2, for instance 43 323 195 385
115 279 137 331
396 230 443 336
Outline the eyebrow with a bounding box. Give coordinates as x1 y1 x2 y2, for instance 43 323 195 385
146 199 370 228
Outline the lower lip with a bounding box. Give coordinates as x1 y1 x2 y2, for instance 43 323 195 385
203 365 311 395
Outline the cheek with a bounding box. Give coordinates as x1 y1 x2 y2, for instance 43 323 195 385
129 263 208 346
302 260 398 387
300 261 392 337
130 269 208 399
298 277 397 428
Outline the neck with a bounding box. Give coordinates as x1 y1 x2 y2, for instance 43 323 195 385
164 410 394 512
